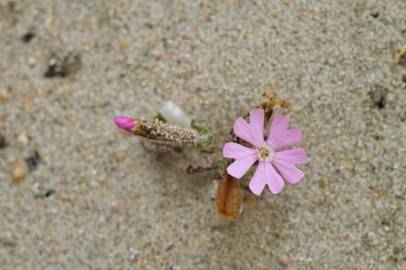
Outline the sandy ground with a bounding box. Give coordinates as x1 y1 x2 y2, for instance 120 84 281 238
1 0 405 269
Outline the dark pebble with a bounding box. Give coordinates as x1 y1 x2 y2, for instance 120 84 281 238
368 85 388 109
25 151 42 171
21 32 35 43
44 51 81 78
370 11 379 18
34 189 55 199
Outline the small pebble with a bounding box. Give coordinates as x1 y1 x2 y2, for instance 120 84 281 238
25 151 41 171
44 51 82 78
12 162 28 184
159 101 192 127
119 40 130 49
21 31 35 43
368 85 388 109
17 133 29 145
28 57 36 68
34 189 55 199
393 45 406 66
0 89 10 101
370 11 379 18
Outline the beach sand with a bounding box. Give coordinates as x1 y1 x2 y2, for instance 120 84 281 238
0 0 405 269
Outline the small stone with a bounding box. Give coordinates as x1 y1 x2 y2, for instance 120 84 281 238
119 40 130 49
370 11 379 18
28 57 35 68
0 89 10 101
393 45 406 66
159 101 191 128
368 85 388 109
44 51 81 78
34 189 55 199
21 31 35 43
17 133 29 145
12 162 28 184
25 151 41 171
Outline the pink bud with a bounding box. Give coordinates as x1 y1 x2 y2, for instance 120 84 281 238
114 116 136 133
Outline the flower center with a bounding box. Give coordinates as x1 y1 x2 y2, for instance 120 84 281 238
256 145 272 161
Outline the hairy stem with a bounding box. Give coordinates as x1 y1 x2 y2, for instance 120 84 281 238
133 119 213 149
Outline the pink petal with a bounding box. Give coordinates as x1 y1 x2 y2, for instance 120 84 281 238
226 155 258 179
249 162 267 195
266 162 286 194
233 117 262 146
223 142 256 159
266 114 289 148
114 116 136 133
249 161 285 195
272 159 304 184
273 148 309 165
249 108 265 145
272 128 302 149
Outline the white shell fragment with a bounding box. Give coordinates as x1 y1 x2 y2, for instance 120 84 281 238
159 101 192 127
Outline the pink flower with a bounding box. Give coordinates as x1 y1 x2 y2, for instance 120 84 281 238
223 109 309 196
114 116 136 133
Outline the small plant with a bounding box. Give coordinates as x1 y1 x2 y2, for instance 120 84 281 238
114 91 308 220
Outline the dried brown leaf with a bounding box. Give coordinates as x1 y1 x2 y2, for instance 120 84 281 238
215 173 243 220
260 91 289 120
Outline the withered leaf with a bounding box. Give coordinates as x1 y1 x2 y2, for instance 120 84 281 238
215 173 243 220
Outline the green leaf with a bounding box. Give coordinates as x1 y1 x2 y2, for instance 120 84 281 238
154 112 167 123
244 166 256 180
191 121 209 135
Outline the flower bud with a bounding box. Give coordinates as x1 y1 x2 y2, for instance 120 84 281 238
114 116 136 133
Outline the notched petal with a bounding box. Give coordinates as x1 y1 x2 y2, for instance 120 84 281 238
223 142 255 159
272 160 305 184
226 155 257 179
233 117 261 146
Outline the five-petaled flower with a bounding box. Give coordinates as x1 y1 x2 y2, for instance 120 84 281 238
223 108 309 196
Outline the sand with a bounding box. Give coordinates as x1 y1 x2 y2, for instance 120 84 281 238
0 0 405 269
